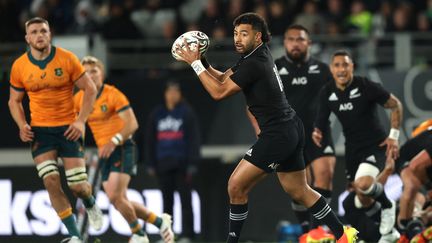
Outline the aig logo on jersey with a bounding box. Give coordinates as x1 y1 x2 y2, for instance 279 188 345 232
291 77 308 85
339 102 353 111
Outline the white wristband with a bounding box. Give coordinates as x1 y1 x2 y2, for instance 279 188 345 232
191 60 205 76
388 128 400 140
111 133 123 145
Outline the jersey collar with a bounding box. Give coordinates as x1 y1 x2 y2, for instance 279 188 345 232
243 43 264 59
27 46 56 70
96 84 105 99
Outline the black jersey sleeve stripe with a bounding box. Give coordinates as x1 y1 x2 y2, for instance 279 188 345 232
10 84 25 92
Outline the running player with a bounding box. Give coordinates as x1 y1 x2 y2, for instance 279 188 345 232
175 12 358 243
8 17 102 243
74 56 175 243
313 50 403 242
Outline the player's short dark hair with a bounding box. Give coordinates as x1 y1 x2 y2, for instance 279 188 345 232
285 24 310 38
233 12 271 43
25 17 49 30
331 49 353 62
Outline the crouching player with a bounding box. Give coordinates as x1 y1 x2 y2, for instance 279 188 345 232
74 56 175 243
395 120 432 243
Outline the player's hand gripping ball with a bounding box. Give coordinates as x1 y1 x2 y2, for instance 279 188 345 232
171 31 210 61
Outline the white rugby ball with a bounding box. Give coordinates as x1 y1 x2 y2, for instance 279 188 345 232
171 31 210 61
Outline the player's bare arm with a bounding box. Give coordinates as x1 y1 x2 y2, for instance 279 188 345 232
312 127 323 147
8 88 34 142
176 39 241 100
99 108 138 159
381 94 403 159
64 73 97 141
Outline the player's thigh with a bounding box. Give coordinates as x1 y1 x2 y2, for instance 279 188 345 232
277 169 308 194
103 172 131 198
228 159 268 194
310 156 336 178
31 126 61 159
410 150 432 184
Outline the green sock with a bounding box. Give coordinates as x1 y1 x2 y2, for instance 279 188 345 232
130 220 145 236
82 195 95 208
154 217 163 228
62 214 81 238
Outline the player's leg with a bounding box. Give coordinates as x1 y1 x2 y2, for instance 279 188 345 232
310 155 335 199
63 157 102 231
399 150 432 236
309 155 336 228
353 162 396 236
226 159 267 243
131 201 174 243
59 128 102 231
277 117 356 243
103 172 149 241
277 170 346 240
34 151 81 239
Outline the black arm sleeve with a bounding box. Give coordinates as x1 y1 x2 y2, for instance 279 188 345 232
315 86 332 131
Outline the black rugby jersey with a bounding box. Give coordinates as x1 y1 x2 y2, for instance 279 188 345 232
230 43 295 131
275 55 332 131
315 76 390 149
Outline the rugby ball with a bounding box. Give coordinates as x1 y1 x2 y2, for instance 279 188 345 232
171 31 210 61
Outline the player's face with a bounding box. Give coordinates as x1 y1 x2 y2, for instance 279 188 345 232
330 55 354 87
165 87 182 106
284 29 310 62
25 23 51 52
83 64 104 90
234 24 261 54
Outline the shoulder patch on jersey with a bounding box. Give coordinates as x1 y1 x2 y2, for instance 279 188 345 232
278 67 289 75
329 92 338 101
365 155 376 163
308 64 320 73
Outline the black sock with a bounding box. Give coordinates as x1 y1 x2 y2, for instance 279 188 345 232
398 218 411 234
226 203 248 243
365 183 392 208
310 188 332 229
291 200 310 233
308 196 344 239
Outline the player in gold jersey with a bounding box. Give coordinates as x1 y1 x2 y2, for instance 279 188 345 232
74 56 174 243
8 17 102 243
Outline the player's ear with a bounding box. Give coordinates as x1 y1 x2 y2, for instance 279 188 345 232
25 34 30 44
255 31 262 42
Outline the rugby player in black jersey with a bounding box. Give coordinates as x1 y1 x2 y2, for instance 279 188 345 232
395 122 432 242
175 12 358 243
275 24 336 233
313 50 403 242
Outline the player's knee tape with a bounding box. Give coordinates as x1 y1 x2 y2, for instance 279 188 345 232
65 167 88 186
354 163 380 181
36 160 59 179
